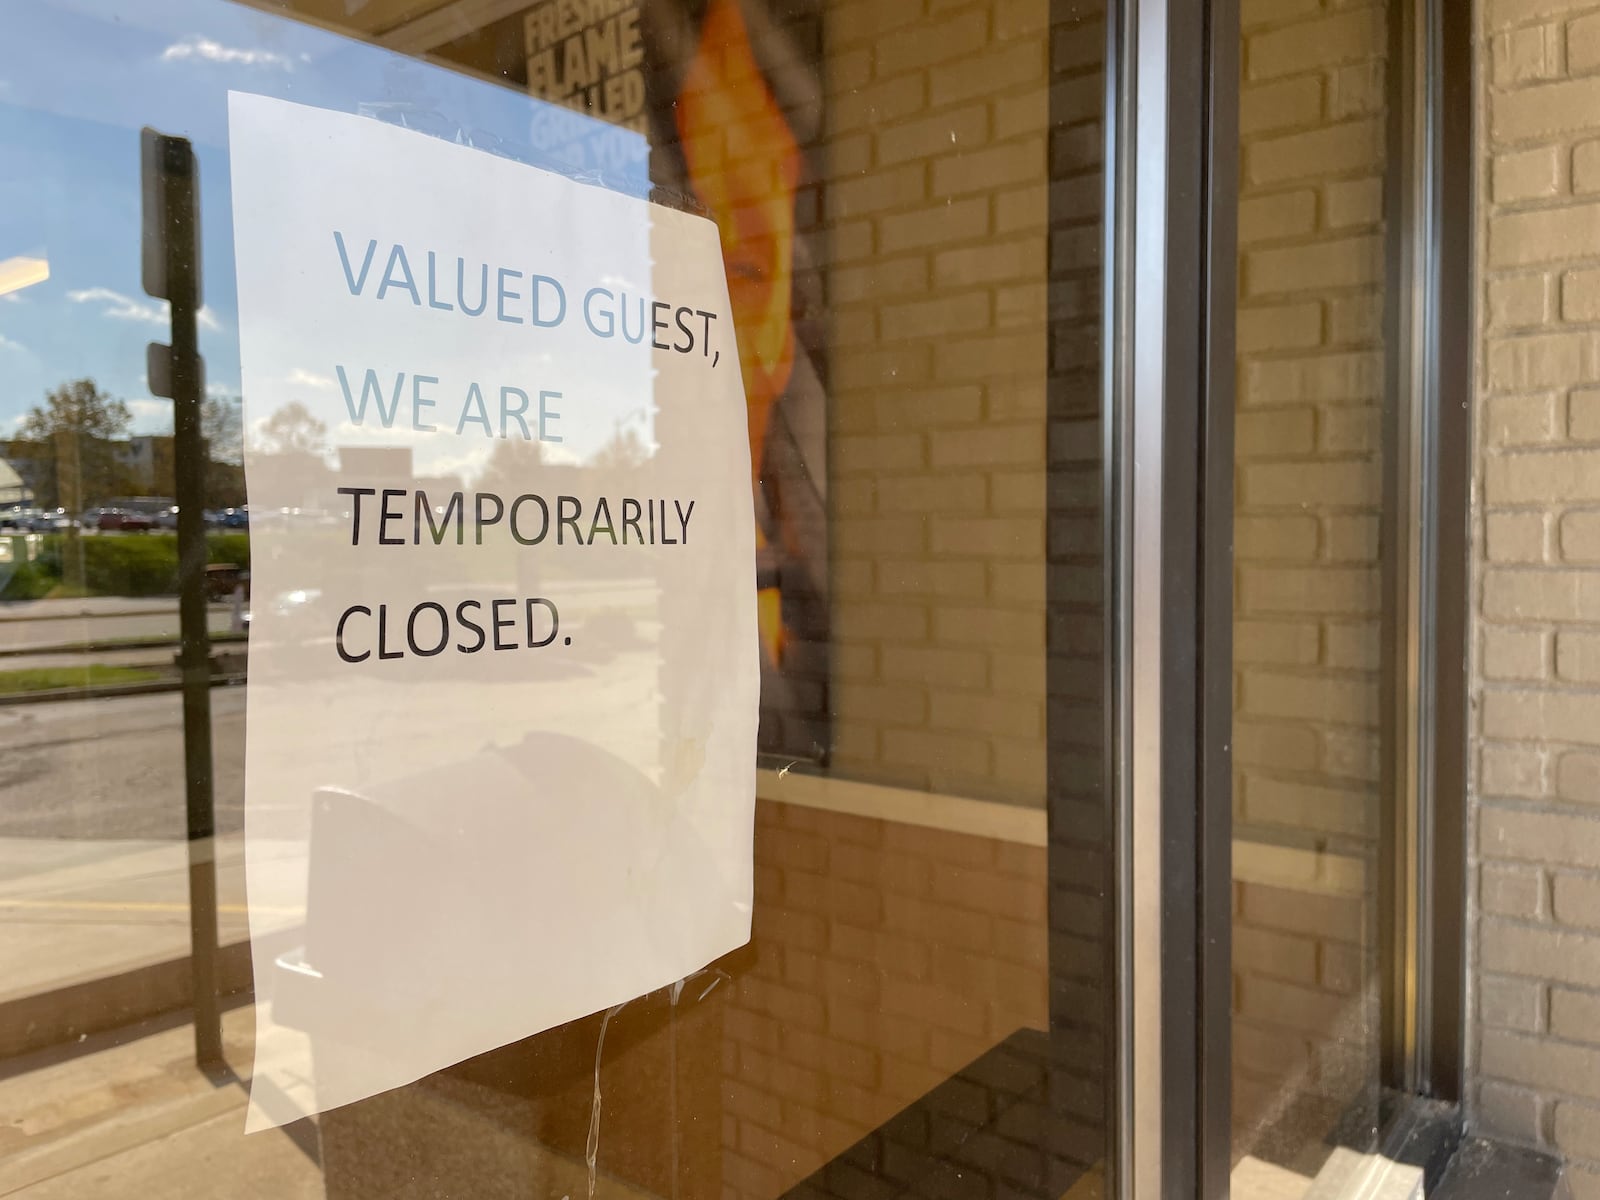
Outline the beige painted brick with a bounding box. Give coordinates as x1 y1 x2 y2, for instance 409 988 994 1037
1568 269 1600 323
1481 975 1546 1032
1235 620 1321 666
1239 459 1382 507
1572 12 1600 75
1328 294 1383 345
1494 77 1600 146
1560 1101 1600 1162
933 238 1045 288
1238 190 1320 245
1324 516 1378 562
1240 0 1322 29
1493 23 1563 86
1483 688 1600 742
1487 448 1600 503
828 164 928 220
832 74 927 135
928 41 1043 108
1495 145 1562 204
1551 987 1600 1042
1486 331 1600 391
1236 515 1320 560
1576 139 1600 194
1240 75 1324 137
1245 121 1385 186
878 291 991 342
1481 917 1600 989
1324 622 1379 670
1484 627 1550 680
1324 177 1383 228
1561 752 1600 807
1236 302 1323 353
1562 511 1600 562
1477 1081 1544 1146
1571 388 1600 440
1559 630 1600 682
1488 274 1552 329
1554 873 1600 931
1239 669 1375 725
1234 720 1320 772
1491 203 1600 268
1481 1030 1600 1104
1483 743 1550 798
1481 806 1600 870
1482 568 1600 622
873 9 989 76
1239 565 1379 616
1322 727 1380 781
1245 8 1385 80
932 140 1045 197
875 105 991 167
1318 407 1379 454
1485 511 1547 563
1237 409 1317 456
1242 350 1382 403
1328 60 1386 121
927 692 1041 740
1483 862 1546 918
876 196 991 254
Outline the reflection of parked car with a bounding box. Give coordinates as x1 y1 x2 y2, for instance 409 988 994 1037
152 506 180 530
85 508 154 532
0 508 36 531
220 507 249 529
29 508 75 532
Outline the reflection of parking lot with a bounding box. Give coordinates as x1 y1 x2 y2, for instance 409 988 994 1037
0 688 246 840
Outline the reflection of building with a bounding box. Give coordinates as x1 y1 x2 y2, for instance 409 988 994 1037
0 457 34 507
1 440 50 503
112 436 176 493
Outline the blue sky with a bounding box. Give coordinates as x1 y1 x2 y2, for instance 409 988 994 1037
0 0 648 437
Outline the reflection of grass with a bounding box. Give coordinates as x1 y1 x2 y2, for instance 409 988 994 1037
0 665 164 695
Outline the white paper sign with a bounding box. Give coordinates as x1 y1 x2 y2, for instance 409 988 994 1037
227 92 757 1130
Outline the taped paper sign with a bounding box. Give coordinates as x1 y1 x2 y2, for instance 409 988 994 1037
227 92 757 1130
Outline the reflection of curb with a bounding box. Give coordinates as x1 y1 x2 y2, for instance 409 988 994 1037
0 633 247 659
0 673 246 707
0 939 255 1061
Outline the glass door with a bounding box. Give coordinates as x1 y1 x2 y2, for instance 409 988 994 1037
0 1 1141 1197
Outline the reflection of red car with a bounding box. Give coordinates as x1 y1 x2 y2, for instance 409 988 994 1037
90 508 154 532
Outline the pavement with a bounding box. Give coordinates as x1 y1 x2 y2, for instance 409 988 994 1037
0 599 239 654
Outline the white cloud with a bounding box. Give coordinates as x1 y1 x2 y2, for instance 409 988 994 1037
0 334 24 354
126 398 173 432
286 368 334 391
161 36 295 70
66 287 221 331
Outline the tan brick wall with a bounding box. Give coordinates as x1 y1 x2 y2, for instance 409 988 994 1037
719 799 1049 1199
822 0 1053 808
1232 0 1387 1162
1475 1 1600 1188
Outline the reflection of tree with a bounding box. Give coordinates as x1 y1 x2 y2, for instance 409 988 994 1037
259 401 327 459
13 378 134 509
256 401 331 509
475 436 542 497
591 424 648 470
202 395 246 508
203 395 244 464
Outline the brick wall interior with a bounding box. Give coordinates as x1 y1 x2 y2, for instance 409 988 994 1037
1231 0 1388 1167
1474 1 1600 1191
822 0 1053 809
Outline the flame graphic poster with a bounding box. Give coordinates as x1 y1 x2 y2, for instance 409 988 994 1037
523 0 830 763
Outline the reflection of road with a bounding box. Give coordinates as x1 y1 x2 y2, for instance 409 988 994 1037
0 690 245 840
0 599 236 653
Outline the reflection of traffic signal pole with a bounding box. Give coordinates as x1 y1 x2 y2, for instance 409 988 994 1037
142 128 222 1071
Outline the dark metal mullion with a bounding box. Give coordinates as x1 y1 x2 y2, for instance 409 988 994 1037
1381 0 1471 1104
1198 0 1239 1192
1424 0 1471 1106
1111 0 1236 1193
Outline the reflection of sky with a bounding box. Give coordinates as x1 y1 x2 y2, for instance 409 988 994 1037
0 0 649 440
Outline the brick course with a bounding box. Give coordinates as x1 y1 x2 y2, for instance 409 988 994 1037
1475 0 1600 1177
